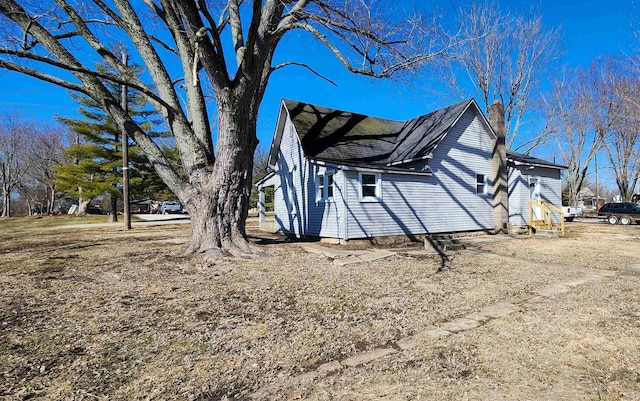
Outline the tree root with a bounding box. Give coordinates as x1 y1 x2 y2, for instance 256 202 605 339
231 236 262 255
175 237 262 268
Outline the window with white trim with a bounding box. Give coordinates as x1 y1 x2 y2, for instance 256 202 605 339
359 172 381 202
476 173 487 195
326 173 334 199
316 173 325 202
316 171 335 202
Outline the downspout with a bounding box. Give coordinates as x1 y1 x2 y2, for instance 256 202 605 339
343 170 348 242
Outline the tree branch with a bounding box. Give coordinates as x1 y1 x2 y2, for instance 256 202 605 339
160 0 214 159
196 0 227 68
228 0 245 66
271 61 337 86
0 48 168 108
287 21 449 78
172 0 231 94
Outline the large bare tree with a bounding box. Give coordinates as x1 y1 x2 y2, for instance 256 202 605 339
542 66 604 206
440 1 561 150
603 63 640 201
0 1 449 260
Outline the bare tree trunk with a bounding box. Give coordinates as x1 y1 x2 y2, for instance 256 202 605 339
26 197 33 216
48 185 55 215
181 106 258 261
2 180 9 217
2 191 7 217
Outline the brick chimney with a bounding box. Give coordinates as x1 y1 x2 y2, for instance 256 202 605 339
489 100 509 234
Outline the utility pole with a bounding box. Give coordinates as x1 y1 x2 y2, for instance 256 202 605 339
121 51 131 230
595 151 599 209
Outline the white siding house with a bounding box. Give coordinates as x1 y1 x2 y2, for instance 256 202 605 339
257 99 565 240
507 158 564 227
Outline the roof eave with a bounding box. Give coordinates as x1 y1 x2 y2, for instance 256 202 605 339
386 154 432 167
266 101 290 168
255 170 276 187
508 160 567 170
310 158 433 176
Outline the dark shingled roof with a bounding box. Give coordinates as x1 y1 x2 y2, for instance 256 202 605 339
388 100 472 164
283 99 474 167
507 151 567 170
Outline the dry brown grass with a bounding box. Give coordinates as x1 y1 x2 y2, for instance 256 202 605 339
0 218 639 400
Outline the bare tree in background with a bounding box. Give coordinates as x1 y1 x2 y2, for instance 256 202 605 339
441 1 561 150
18 125 66 215
0 114 34 217
548 58 639 204
602 63 640 201
542 66 603 206
0 1 452 261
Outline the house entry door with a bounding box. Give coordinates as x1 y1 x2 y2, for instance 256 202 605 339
529 177 541 220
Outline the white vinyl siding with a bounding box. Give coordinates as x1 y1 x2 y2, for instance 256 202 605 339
508 165 562 226
272 109 343 238
344 108 495 238
308 167 342 238
271 102 564 240
273 114 304 236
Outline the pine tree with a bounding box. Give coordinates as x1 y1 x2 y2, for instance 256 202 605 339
54 68 176 220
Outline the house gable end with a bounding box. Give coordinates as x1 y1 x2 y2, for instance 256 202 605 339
268 101 298 168
388 99 496 167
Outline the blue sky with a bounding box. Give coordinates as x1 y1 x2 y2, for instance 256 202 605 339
0 0 637 189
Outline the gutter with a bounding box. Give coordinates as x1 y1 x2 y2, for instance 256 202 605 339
508 160 567 170
310 159 432 176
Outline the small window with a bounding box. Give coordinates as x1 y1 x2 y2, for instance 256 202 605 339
326 173 334 199
476 174 487 195
316 172 335 202
316 174 324 202
359 172 381 202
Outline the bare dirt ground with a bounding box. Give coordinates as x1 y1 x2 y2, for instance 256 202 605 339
0 217 638 401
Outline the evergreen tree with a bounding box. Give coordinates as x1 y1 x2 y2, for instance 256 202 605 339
54 67 176 220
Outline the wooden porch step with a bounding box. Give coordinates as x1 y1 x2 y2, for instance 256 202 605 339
533 229 560 238
530 219 549 228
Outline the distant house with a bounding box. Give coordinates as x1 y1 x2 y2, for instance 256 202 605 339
577 187 606 209
257 99 565 241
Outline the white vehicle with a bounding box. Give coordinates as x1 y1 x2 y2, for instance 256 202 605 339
562 206 582 222
160 201 182 214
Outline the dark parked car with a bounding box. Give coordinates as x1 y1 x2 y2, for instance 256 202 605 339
598 202 640 225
